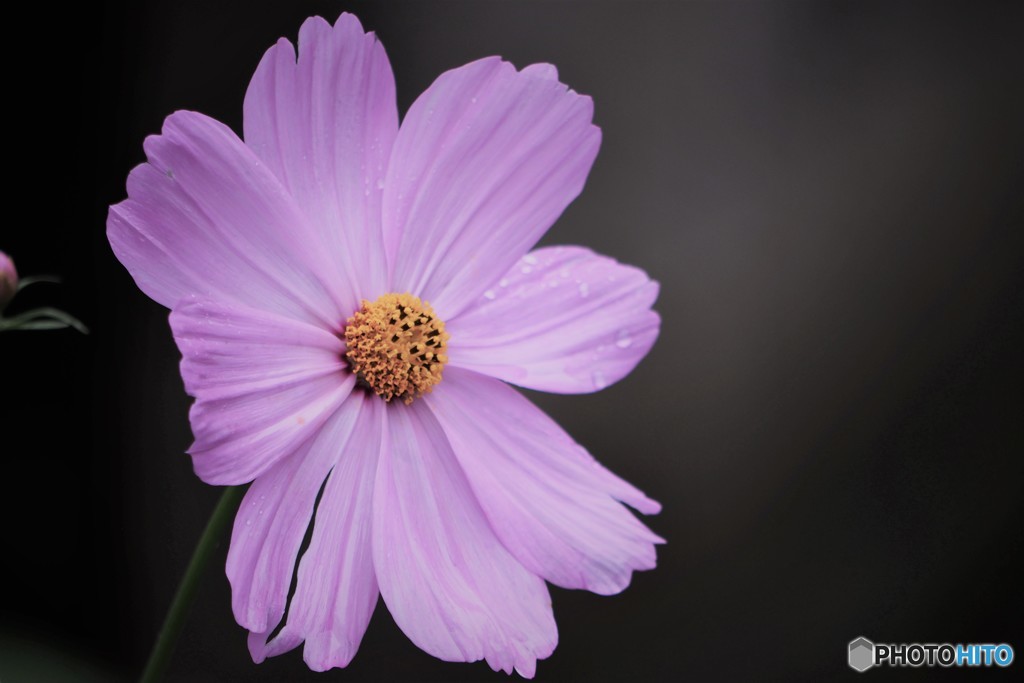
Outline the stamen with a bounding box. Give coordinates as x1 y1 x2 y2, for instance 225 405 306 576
343 293 450 404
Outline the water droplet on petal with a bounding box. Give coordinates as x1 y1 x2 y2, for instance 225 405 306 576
245 519 252 526
483 289 496 300
616 329 633 348
376 178 385 190
499 278 509 287
578 282 590 297
521 265 533 274
523 254 538 265
592 370 608 390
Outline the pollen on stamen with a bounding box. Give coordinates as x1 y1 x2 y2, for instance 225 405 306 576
343 293 450 404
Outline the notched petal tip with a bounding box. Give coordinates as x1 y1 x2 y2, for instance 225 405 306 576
147 110 229 154
636 492 664 517
521 62 559 82
334 10 368 33
247 630 271 664
296 12 375 56
302 632 357 672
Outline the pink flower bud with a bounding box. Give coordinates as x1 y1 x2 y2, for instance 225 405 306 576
0 250 17 309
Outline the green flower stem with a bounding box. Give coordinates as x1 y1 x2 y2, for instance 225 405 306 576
16 274 62 291
0 306 89 333
140 485 245 683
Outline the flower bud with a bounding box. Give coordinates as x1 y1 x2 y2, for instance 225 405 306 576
0 250 17 309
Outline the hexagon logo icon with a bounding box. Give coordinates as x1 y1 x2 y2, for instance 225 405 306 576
849 637 875 672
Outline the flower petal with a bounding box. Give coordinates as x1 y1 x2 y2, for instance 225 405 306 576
170 299 352 485
428 368 662 595
383 58 600 320
244 13 398 308
107 110 346 326
249 395 383 671
447 246 660 393
227 393 366 637
373 401 557 678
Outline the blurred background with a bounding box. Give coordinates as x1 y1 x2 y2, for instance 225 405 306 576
1 0 1021 680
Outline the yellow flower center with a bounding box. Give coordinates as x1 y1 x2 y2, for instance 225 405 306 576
343 293 449 404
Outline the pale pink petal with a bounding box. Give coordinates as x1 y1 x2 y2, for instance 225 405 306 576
244 13 397 308
383 58 600 320
249 396 383 671
107 111 346 327
428 368 662 595
170 299 352 485
227 394 366 637
373 402 557 678
447 246 660 393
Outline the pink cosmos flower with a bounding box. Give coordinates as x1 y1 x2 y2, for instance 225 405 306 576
108 13 662 677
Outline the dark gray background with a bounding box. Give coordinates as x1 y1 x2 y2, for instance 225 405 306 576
2 1 1022 681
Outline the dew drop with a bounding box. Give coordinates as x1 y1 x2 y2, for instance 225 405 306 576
483 289 496 300
376 178 385 190
578 282 590 297
523 254 539 265
521 265 533 274
499 278 509 287
592 370 608 390
616 329 633 348
245 519 252 526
